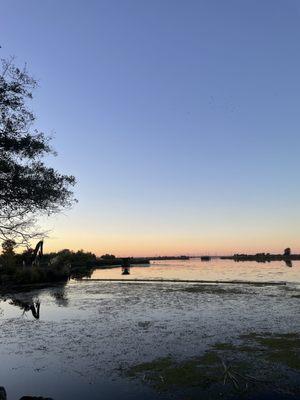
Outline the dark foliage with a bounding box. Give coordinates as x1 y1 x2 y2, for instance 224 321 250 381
0 247 96 285
101 253 116 260
0 58 76 245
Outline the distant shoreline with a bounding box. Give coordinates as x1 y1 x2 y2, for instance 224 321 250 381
221 254 300 262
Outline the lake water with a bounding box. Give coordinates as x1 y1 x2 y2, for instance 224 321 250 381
89 258 300 283
0 260 299 400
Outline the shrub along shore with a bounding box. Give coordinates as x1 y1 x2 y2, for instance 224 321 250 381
0 245 151 286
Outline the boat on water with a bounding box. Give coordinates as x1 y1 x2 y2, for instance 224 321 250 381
201 256 211 261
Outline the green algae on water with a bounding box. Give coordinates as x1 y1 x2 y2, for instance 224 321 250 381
127 352 222 391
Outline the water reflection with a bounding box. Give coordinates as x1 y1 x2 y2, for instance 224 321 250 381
70 266 95 280
0 283 70 320
89 258 300 283
121 258 131 275
284 259 293 268
50 287 69 307
9 298 40 319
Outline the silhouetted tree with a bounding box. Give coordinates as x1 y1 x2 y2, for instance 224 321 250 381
101 253 116 260
0 238 17 268
0 58 76 245
1 239 16 255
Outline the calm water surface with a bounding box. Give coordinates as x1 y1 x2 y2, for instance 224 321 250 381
0 260 299 400
89 258 300 283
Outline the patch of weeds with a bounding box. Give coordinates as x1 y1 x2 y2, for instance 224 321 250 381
158 360 220 389
127 357 173 377
236 345 262 352
213 342 236 351
267 351 300 370
240 332 300 371
213 341 262 353
126 333 300 398
254 334 300 350
127 352 222 391
199 351 220 365
127 350 257 397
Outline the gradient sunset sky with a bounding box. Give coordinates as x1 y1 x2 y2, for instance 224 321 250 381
1 0 300 256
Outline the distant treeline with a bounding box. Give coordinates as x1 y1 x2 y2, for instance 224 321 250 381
221 248 300 262
145 255 189 260
95 254 150 267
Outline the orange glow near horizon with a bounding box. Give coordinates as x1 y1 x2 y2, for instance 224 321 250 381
41 233 300 257
37 211 300 257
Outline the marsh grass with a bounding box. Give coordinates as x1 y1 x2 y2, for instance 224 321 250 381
127 352 223 391
126 332 300 398
243 333 300 371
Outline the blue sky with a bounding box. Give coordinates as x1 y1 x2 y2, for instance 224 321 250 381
1 0 300 255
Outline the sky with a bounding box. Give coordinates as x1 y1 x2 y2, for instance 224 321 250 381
1 0 300 256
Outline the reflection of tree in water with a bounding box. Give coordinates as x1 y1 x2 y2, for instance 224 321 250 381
0 385 52 399
1 283 70 320
9 298 40 319
50 287 69 307
69 266 95 280
284 259 293 268
121 258 131 275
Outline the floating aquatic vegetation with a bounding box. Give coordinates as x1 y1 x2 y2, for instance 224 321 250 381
126 332 300 398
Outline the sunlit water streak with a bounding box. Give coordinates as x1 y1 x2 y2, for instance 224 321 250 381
88 258 300 283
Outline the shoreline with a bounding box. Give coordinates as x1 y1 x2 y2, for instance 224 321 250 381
80 278 287 285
